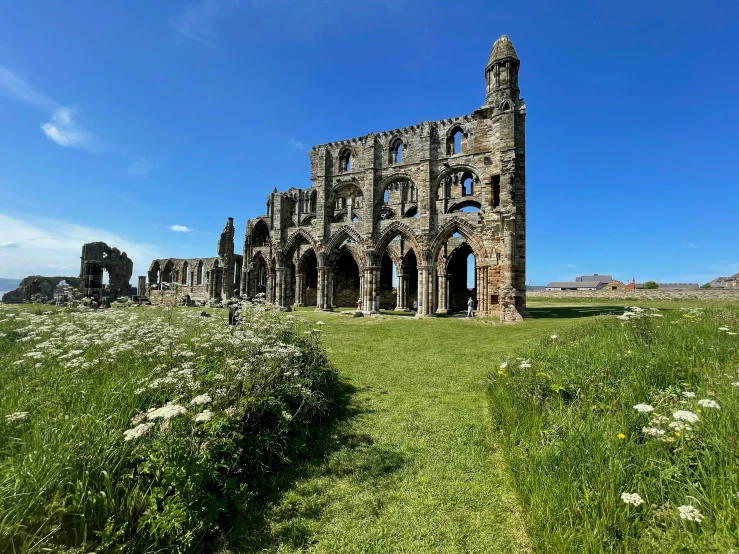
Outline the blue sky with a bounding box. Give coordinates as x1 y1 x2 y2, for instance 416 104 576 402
0 0 737 286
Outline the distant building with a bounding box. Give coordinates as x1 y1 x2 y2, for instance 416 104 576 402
576 274 612 285
545 281 604 291
603 280 629 291
725 272 739 289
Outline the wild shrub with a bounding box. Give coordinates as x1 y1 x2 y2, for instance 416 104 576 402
489 306 739 552
0 302 338 553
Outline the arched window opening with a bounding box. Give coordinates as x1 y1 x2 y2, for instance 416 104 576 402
182 261 189 285
391 140 403 164
197 261 204 285
383 189 390 204
102 269 110 287
352 215 359 222
461 175 473 196
340 149 352 172
446 128 464 156
252 221 270 247
162 260 175 287
459 205 480 213
404 205 418 218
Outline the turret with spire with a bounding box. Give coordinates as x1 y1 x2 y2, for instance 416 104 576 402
484 35 520 107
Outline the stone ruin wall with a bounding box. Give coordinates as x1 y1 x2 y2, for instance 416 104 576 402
239 35 528 321
528 289 739 301
2 242 133 305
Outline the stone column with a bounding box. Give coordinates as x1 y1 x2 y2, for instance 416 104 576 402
317 267 333 311
295 272 305 306
436 273 450 314
275 266 291 311
396 273 406 310
362 267 379 313
417 265 434 316
137 276 146 297
267 273 275 304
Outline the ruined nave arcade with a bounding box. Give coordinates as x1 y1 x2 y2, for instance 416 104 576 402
241 35 529 321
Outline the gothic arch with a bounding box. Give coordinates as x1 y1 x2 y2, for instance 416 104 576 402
430 216 487 263
373 220 423 266
325 225 367 266
283 228 320 260
250 219 272 248
433 165 480 190
448 199 482 213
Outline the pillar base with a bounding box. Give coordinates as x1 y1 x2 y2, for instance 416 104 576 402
435 308 451 315
316 307 333 312
279 306 292 312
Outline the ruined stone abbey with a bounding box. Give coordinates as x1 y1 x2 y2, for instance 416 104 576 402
145 35 528 320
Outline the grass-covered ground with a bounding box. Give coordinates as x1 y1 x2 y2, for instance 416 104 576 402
225 302 671 553
2 298 737 553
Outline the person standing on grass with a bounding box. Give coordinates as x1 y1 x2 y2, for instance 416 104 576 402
467 297 474 318
412 299 417 312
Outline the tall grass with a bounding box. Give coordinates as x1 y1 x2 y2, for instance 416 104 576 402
488 306 739 552
0 303 338 553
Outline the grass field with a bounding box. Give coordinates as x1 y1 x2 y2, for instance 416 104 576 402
2 298 736 553
225 301 683 553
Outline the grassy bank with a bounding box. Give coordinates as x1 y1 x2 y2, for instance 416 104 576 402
489 305 739 552
0 304 338 553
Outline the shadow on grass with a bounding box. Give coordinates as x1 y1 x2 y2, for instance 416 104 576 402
220 379 407 553
528 306 627 319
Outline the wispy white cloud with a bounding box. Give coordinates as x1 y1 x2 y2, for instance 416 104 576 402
0 65 100 152
172 0 239 46
0 65 56 111
0 213 161 280
40 107 101 152
170 225 192 233
127 158 159 176
563 263 577 268
290 138 304 150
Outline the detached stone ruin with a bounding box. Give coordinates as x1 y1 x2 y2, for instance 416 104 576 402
2 242 134 306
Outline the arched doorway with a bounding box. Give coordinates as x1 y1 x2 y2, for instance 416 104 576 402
333 249 361 308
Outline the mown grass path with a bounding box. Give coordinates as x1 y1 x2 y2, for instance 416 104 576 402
228 308 595 553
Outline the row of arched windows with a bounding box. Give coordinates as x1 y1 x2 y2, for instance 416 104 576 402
338 129 467 173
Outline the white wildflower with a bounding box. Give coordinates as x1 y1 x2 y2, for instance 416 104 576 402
650 415 669 425
718 327 729 331
669 421 692 432
550 334 559 340
732 382 739 387
728 332 737 335
642 426 665 437
520 360 532 369
681 391 696 398
190 394 212 406
315 321 325 325
500 361 508 369
194 410 214 423
621 492 644 506
281 410 292 421
123 422 154 441
633 404 654 413
672 410 699 424
5 411 29 422
697 398 720 409
678 505 704 523
147 403 187 421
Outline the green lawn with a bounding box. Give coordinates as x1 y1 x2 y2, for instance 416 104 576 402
225 302 648 553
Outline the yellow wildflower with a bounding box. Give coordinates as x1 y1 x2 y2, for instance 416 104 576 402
617 433 626 440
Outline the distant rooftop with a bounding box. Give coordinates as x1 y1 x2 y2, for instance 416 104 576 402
576 274 612 284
